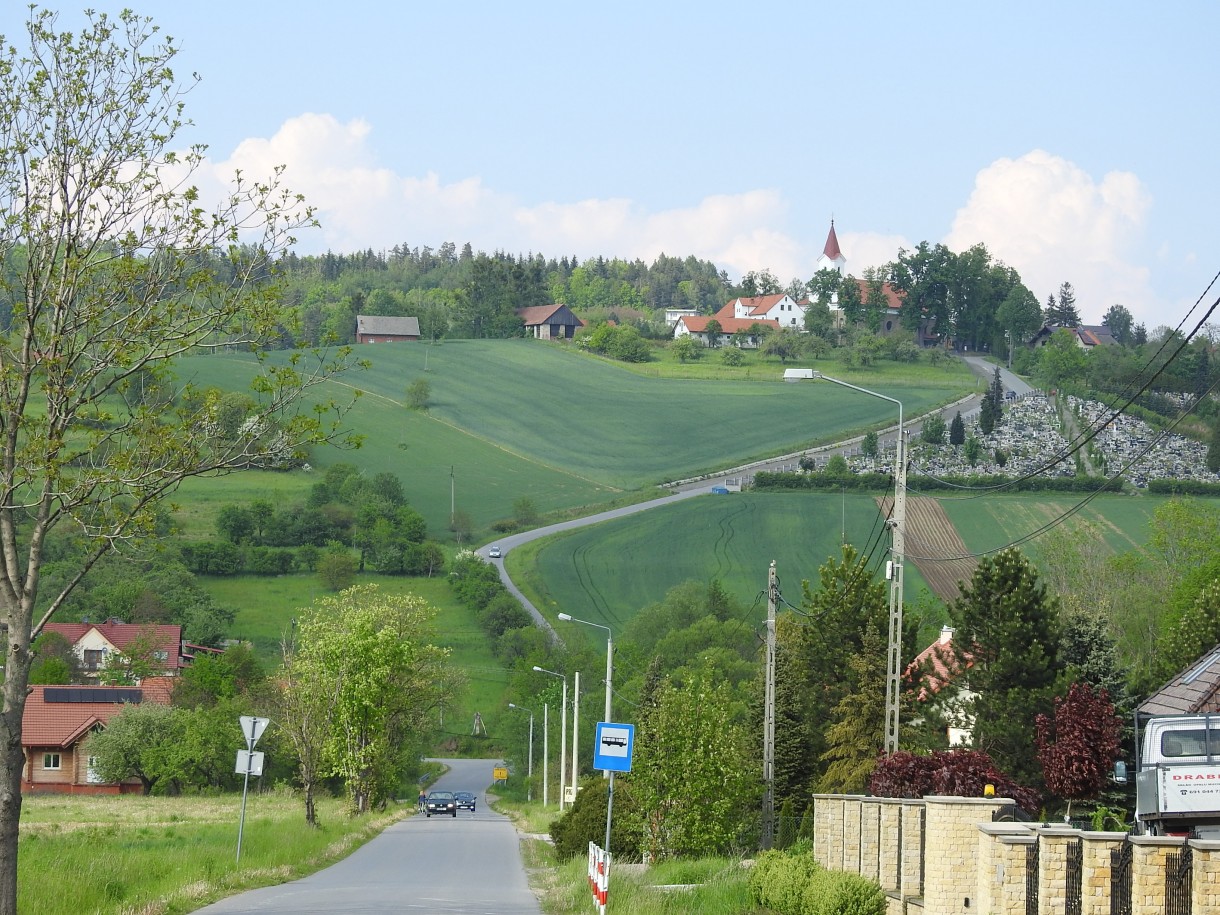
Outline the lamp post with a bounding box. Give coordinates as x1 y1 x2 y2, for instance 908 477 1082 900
558 613 613 780
508 703 534 801
787 369 906 754
533 666 568 810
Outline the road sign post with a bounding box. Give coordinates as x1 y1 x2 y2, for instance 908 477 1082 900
593 722 634 911
236 716 270 864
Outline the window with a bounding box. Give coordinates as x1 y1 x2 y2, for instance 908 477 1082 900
87 756 103 783
83 649 103 670
42 753 61 770
152 650 168 662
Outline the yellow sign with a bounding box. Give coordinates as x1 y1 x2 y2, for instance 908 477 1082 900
493 767 508 781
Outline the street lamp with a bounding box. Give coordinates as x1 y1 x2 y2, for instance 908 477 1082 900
533 666 568 810
786 369 907 754
507 703 535 802
559 613 613 780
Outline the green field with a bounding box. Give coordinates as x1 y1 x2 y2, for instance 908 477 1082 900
513 489 1176 653
515 490 940 633
201 573 514 744
173 341 976 537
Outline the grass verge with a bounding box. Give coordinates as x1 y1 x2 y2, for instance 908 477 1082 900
19 791 406 915
518 839 762 915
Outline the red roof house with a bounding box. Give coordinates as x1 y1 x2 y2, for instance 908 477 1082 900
21 678 174 794
41 621 187 679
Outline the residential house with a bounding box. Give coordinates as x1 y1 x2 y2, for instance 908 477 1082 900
517 304 583 340
1139 643 1220 717
41 621 191 680
719 293 805 329
672 314 780 348
1029 324 1118 350
910 625 974 746
21 678 174 794
355 315 420 343
664 307 699 327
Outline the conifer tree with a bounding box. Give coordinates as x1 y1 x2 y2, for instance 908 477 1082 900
951 548 1061 789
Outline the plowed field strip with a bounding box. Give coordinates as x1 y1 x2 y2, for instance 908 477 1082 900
879 496 978 603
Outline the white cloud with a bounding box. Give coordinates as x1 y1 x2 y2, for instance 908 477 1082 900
201 114 815 280
945 150 1157 325
197 118 1167 330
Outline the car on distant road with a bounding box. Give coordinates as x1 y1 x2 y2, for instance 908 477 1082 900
488 545 502 558
710 486 730 494
454 791 477 812
425 790 457 817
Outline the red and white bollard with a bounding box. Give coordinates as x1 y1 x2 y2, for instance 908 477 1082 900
587 841 611 913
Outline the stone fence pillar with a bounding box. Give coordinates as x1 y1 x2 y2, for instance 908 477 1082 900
1192 839 1220 913
1079 831 1126 915
977 823 1032 914
995 835 1036 915
860 799 883 883
877 799 902 895
920 796 1010 914
899 801 925 903
1129 835 1182 914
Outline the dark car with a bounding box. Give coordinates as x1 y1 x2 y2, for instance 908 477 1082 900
425 790 457 817
454 791 477 812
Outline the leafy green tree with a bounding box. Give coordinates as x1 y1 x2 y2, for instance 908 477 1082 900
861 432 879 459
963 436 983 465
762 328 802 364
406 377 431 411
630 664 756 858
512 497 539 527
286 585 459 815
951 548 1061 788
995 283 1043 361
317 546 358 591
28 632 82 685
720 346 744 366
671 336 701 363
216 505 255 544
173 644 263 709
84 702 185 795
704 318 723 349
0 7 364 897
1102 304 1134 345
921 415 946 445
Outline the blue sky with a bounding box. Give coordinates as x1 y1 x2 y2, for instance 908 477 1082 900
4 2 1218 332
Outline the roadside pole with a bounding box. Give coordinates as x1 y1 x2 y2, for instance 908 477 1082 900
235 716 269 865
593 721 635 913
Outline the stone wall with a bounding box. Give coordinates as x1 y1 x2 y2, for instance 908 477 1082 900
813 793 1220 914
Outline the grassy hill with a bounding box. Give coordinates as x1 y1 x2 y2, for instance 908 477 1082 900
172 341 976 537
511 490 1173 651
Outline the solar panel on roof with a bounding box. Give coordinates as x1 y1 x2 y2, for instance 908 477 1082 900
43 687 143 704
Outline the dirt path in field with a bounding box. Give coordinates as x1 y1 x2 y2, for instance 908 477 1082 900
879 495 978 604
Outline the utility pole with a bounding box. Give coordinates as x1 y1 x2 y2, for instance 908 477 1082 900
571 671 580 806
762 560 778 850
885 427 907 755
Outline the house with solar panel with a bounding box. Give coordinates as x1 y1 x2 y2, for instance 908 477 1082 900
21 679 174 793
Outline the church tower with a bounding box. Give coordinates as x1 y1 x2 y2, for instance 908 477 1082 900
816 220 846 274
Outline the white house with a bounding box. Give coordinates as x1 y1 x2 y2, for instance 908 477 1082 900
673 314 780 347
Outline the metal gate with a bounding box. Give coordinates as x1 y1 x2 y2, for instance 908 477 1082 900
1065 837 1083 915
1166 844 1193 915
1110 840 1132 915
1025 839 1039 915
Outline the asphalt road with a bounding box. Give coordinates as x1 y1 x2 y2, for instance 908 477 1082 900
193 758 541 915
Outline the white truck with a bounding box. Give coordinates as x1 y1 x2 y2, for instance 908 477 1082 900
1135 714 1220 838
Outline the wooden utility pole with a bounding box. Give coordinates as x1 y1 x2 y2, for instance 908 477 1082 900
762 560 777 849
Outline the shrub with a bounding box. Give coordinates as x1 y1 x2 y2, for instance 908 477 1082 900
548 776 640 860
748 848 822 915
802 870 886 915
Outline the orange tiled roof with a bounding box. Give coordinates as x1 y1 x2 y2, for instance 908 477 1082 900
679 315 781 335
22 680 174 748
43 622 182 670
716 294 789 319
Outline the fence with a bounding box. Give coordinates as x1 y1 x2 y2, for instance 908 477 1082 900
810 793 1220 914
